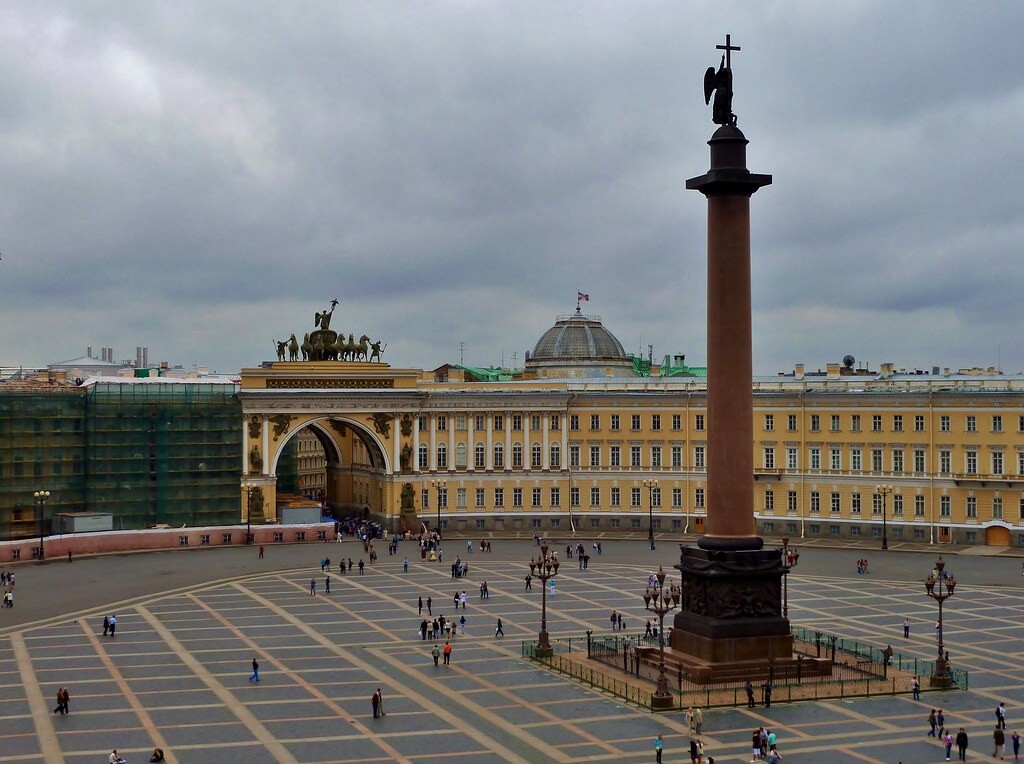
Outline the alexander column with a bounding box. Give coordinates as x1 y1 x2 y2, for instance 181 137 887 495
671 36 793 677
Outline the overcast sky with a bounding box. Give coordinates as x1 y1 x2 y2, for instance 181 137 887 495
2 2 1023 376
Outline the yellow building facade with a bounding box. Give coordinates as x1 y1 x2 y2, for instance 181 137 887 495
238 313 1024 547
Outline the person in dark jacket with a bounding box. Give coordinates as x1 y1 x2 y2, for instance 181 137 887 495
955 728 969 761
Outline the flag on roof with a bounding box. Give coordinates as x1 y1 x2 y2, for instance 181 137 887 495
577 291 590 302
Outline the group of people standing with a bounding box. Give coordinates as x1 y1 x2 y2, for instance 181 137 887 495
2 570 14 607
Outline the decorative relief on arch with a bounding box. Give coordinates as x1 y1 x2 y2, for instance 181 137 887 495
270 414 294 441
329 419 348 436
371 412 392 438
248 415 262 439
400 414 413 437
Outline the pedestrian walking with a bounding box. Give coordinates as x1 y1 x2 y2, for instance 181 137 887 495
995 727 1006 759
654 734 664 763
695 706 704 734
418 596 423 614
1012 730 1020 759
525 574 532 590
943 730 954 760
103 615 110 637
403 557 408 572
459 615 466 635
443 641 452 665
956 727 968 761
998 702 1008 729
762 680 772 708
258 545 264 559
495 618 504 638
689 737 698 764
904 617 910 638
685 706 695 734
249 658 260 682
427 596 432 615
310 577 316 595
929 709 938 736
549 580 555 597
358 559 365 574
53 687 66 715
371 688 383 718
325 576 330 594
939 709 946 737
431 644 440 665
108 614 117 637
746 680 755 708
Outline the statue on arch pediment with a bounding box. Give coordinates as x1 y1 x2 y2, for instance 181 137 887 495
371 412 391 438
270 414 293 440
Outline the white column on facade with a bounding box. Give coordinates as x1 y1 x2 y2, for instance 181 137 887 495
467 411 475 473
486 413 494 471
429 414 437 472
413 415 421 474
392 413 400 474
261 414 270 476
561 415 568 473
241 415 249 473
505 411 512 472
542 412 550 470
448 413 455 473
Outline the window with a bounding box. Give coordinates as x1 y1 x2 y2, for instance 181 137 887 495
940 415 950 432
651 414 661 431
418 416 427 432
590 414 600 430
893 415 903 432
763 447 775 469
437 415 447 431
590 445 600 467
200 535 210 545
531 443 542 468
455 414 466 431
590 487 600 507
631 487 641 507
1019 415 1024 433
809 524 820 535
966 415 976 433
569 444 581 467
993 415 1003 433
810 447 820 470
893 494 903 516
672 488 682 508
915 495 925 517
570 486 580 507
914 449 926 473
493 443 504 468
455 443 467 467
512 488 523 507
550 415 560 431
549 443 560 468
651 445 662 468
475 443 486 468
421 489 429 509
892 448 903 473
630 445 642 467
436 445 448 469
787 414 797 431
475 415 485 430
1019 451 1024 475
527 415 538 431
610 445 621 467
787 448 798 470
694 487 705 509
221 534 232 544
851 414 861 432
512 443 523 468
964 449 979 474
694 445 705 469
993 497 1004 520
438 488 448 508
810 491 820 513
810 415 820 432
939 449 951 473
966 496 977 519
672 414 682 430
915 414 925 432
831 415 841 432
871 492 882 515
830 448 841 471
458 488 467 508
831 492 841 513
631 414 641 430
787 491 797 513
871 449 883 472
992 451 1003 475
871 415 882 432
940 495 950 517
611 487 620 507
570 415 579 431
512 415 523 431
611 414 620 431
850 448 861 471
494 488 504 507
851 492 861 515
671 445 682 468
550 487 560 507
764 414 774 431
494 415 504 431
694 414 705 431
418 444 428 469
764 488 774 512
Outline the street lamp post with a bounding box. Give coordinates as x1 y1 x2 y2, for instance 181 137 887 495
780 535 800 618
529 543 559 657
643 479 658 549
430 480 446 533
925 557 956 686
876 484 893 551
242 483 254 544
643 566 680 709
34 490 50 561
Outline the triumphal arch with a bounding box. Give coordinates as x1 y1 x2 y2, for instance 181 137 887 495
238 302 421 529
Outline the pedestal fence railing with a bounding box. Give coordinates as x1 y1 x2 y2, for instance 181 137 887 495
521 628 966 712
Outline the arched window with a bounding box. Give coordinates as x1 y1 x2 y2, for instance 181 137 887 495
455 442 467 467
512 442 523 468
531 442 543 468
549 443 560 468
475 442 486 468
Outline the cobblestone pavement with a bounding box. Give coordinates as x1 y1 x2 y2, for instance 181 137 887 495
0 536 1020 763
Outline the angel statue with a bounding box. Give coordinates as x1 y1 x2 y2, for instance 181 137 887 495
704 55 735 126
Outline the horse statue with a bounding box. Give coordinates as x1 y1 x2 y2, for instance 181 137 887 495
287 334 299 361
301 333 312 361
369 340 386 363
273 339 287 362
352 334 370 362
312 333 325 361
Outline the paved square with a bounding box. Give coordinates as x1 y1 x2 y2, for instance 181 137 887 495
1 537 1021 762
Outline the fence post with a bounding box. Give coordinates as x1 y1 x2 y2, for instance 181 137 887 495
586 629 593 658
